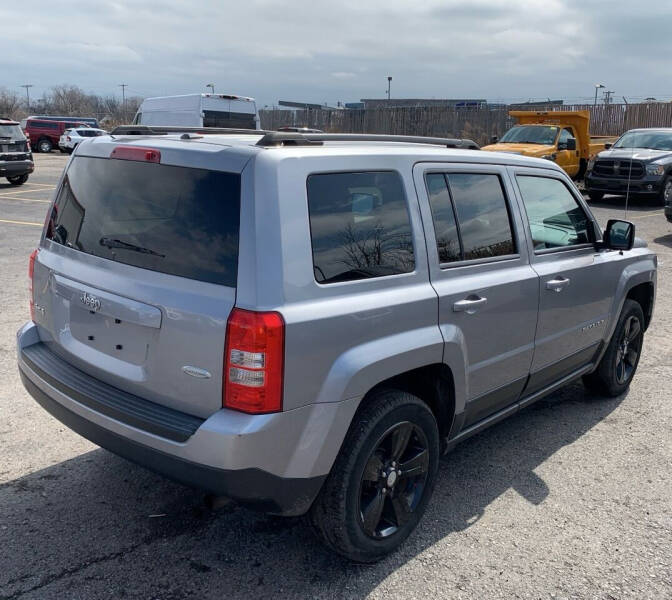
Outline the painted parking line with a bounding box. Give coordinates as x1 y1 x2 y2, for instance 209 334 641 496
0 218 42 227
0 195 50 203
0 186 55 195
627 213 662 221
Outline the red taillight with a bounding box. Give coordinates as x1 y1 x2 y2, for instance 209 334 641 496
110 146 161 163
28 248 38 321
223 308 284 414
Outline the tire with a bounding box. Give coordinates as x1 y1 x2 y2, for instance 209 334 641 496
7 174 29 185
587 191 604 202
37 138 53 153
583 299 645 397
658 175 672 206
309 389 440 562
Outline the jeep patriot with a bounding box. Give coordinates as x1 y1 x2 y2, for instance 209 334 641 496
17 127 657 561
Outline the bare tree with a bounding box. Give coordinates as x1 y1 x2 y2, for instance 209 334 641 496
0 88 23 118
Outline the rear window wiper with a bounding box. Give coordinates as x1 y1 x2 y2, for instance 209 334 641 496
99 237 165 257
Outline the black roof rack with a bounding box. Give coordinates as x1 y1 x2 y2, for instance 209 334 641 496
110 125 267 136
256 132 480 149
108 125 480 150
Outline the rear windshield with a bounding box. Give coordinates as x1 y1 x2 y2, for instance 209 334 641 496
0 124 25 139
46 156 241 287
203 110 256 129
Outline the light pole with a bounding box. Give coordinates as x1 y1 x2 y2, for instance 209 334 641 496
119 84 127 121
387 76 392 101
206 83 215 94
594 83 605 107
20 84 33 111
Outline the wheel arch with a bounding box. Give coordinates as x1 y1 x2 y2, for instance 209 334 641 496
626 281 655 330
361 363 456 442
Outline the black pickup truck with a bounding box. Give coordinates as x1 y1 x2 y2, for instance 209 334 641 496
585 128 672 208
0 118 33 185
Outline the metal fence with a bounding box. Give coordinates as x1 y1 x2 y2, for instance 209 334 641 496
260 103 672 146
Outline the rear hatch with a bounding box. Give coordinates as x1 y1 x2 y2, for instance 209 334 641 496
32 140 244 418
0 123 30 156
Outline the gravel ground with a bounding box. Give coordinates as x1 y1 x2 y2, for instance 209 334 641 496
1 154 671 599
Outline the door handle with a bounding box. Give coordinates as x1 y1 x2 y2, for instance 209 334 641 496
453 295 487 314
546 277 571 292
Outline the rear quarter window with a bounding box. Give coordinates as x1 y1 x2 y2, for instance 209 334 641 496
307 171 415 284
46 156 241 287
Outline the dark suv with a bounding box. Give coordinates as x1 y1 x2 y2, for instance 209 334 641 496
0 118 33 185
585 128 672 205
25 119 88 153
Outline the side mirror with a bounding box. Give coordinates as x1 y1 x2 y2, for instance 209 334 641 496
604 143 613 150
566 137 577 151
603 219 635 251
490 135 498 144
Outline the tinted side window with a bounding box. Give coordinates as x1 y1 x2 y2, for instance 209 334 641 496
307 171 414 284
447 174 515 260
516 176 592 249
425 173 461 263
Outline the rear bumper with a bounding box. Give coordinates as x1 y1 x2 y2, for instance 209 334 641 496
0 159 33 177
17 322 359 515
585 172 663 196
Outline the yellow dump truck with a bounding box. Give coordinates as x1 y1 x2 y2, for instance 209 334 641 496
482 110 617 179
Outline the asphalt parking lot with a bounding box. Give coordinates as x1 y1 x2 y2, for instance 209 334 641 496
1 153 671 599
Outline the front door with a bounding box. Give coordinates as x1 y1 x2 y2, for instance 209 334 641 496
414 164 539 426
510 169 622 393
555 127 581 178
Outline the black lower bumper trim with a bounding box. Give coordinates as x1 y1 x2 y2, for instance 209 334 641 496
0 161 33 177
20 370 325 515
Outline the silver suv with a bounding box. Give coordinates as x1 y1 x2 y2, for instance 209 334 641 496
17 129 656 562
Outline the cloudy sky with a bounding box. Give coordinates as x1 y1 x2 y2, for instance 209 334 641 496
2 0 671 106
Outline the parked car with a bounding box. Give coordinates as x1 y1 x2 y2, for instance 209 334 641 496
133 93 261 129
24 119 89 153
482 110 616 179
58 128 108 153
585 128 672 205
0 117 33 185
17 129 656 562
20 115 99 128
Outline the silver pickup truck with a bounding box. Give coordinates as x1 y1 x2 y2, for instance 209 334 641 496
17 128 656 562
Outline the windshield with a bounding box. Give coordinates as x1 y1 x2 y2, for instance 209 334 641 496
499 125 559 145
0 124 25 139
613 131 672 151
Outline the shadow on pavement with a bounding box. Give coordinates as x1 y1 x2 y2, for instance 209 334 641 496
0 382 624 599
585 193 662 212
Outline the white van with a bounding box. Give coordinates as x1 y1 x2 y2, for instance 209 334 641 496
133 94 260 129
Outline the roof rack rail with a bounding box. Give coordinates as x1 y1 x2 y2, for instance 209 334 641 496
255 132 324 147
110 125 268 136
256 132 480 150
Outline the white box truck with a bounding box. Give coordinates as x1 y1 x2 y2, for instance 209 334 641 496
132 94 260 129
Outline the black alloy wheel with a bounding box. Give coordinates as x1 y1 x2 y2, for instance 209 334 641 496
615 314 642 385
359 421 430 539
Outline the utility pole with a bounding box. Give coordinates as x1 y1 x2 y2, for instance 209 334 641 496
603 90 614 105
206 83 215 94
594 83 605 107
118 84 127 121
387 76 392 101
20 84 33 111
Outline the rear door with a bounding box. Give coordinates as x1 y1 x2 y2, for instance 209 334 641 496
510 168 620 393
414 163 539 426
32 151 242 418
